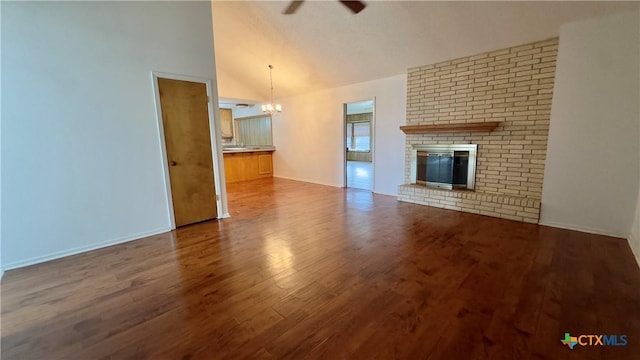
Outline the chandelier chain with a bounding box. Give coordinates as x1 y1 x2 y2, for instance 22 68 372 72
262 64 282 114
269 64 274 103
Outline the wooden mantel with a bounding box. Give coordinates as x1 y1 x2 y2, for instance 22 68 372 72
400 121 500 134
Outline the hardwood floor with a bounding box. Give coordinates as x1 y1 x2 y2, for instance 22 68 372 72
346 160 372 190
2 177 640 359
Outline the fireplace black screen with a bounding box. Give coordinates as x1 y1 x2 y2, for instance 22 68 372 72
452 151 469 185
417 150 469 189
426 153 453 183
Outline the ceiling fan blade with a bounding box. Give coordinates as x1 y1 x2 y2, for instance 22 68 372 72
339 1 366 14
283 0 304 15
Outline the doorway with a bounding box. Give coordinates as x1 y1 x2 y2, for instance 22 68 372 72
344 100 374 191
156 76 219 227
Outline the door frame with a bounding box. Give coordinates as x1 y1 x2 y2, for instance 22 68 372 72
151 71 228 230
343 98 375 191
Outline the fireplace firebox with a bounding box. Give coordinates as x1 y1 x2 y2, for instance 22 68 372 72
411 144 477 190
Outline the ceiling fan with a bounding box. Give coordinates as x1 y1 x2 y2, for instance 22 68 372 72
283 1 367 15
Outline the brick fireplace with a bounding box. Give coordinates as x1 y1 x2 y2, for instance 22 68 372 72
398 38 558 224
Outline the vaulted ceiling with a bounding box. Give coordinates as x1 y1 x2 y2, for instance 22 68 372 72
212 1 637 102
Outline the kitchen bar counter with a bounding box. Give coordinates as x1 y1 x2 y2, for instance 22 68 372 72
222 145 275 154
223 147 274 183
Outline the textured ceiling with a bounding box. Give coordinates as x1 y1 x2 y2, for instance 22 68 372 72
212 1 637 102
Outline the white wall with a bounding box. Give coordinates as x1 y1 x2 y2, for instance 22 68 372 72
631 6 640 267
232 105 264 119
0 0 3 278
272 74 406 196
630 5 640 265
215 68 265 102
2 1 219 269
540 10 640 238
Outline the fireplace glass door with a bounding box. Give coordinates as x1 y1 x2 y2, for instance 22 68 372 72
412 144 477 190
452 151 469 186
416 150 470 190
426 153 454 185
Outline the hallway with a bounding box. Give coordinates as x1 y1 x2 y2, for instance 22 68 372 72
346 160 372 190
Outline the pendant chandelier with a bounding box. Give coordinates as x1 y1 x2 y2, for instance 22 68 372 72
261 65 282 114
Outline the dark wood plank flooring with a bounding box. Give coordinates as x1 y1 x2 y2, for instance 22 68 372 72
2 178 639 359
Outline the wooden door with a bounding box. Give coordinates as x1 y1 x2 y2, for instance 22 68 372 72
158 78 217 227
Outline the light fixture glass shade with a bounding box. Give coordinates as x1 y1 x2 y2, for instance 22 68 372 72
261 103 281 114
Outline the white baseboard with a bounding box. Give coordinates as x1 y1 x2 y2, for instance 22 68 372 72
273 175 341 188
538 220 626 239
273 175 398 198
374 189 397 197
2 227 171 271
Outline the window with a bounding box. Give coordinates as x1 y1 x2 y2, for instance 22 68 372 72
347 121 370 151
234 115 272 146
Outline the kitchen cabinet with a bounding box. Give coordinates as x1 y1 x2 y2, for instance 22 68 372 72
258 154 273 175
220 108 233 139
223 151 273 183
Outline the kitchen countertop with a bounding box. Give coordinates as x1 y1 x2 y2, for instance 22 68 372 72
222 145 276 154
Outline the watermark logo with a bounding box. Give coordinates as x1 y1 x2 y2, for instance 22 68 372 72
561 332 627 349
561 333 578 349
